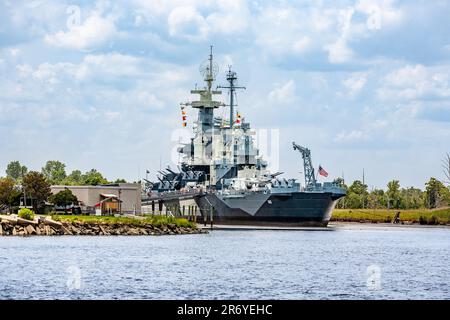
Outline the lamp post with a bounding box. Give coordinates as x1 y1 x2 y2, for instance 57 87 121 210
118 189 122 215
64 186 69 215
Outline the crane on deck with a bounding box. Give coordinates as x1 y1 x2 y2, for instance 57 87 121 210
292 142 317 189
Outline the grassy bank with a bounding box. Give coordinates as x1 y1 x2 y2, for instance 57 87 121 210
51 214 196 229
331 208 450 225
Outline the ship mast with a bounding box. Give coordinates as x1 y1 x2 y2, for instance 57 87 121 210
218 66 246 127
206 46 213 92
181 46 224 166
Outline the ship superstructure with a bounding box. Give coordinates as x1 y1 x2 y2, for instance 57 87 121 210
176 47 269 190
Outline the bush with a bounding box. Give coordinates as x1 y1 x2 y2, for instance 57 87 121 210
419 216 427 225
428 216 439 225
18 208 35 221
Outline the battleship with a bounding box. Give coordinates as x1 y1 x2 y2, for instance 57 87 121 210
145 48 346 227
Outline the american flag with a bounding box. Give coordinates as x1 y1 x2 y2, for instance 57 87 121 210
318 165 328 177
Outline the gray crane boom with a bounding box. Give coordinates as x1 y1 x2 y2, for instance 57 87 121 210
292 142 317 188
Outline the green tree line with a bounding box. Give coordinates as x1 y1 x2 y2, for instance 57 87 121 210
4 160 126 185
0 160 127 213
334 177 450 210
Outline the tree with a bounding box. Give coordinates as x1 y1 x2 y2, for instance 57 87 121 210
346 180 368 209
63 170 83 185
114 178 127 183
83 169 108 186
400 187 423 209
387 180 401 209
0 177 21 213
348 180 368 195
334 178 348 208
22 171 52 213
345 193 364 209
49 189 78 214
424 177 449 209
6 161 27 181
42 160 67 185
367 189 385 209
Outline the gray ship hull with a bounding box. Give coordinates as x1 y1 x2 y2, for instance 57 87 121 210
194 191 344 227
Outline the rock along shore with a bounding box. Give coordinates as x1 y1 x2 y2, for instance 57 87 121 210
0 215 206 236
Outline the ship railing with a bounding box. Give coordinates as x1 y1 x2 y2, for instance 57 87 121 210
144 188 204 201
305 182 346 194
218 189 267 196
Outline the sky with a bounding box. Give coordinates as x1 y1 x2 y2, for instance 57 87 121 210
0 0 449 190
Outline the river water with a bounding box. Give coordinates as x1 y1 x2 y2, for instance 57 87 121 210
1 224 449 300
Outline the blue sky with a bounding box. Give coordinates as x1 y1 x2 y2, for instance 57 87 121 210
0 0 449 189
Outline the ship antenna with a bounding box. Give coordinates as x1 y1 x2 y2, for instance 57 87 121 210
199 45 218 93
218 65 246 127
209 45 213 90
206 45 213 91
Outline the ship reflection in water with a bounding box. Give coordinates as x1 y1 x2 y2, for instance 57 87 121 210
1 226 449 299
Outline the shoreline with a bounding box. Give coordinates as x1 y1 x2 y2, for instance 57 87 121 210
331 208 450 226
2 211 449 236
0 215 205 236
329 221 450 229
198 221 450 231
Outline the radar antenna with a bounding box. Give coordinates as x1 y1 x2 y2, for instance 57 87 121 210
199 45 219 92
218 66 246 127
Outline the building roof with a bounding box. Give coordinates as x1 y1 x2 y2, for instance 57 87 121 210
51 184 140 191
94 195 123 207
100 193 119 198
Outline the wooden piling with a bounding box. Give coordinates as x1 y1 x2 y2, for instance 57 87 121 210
210 204 213 229
158 201 163 216
203 206 207 226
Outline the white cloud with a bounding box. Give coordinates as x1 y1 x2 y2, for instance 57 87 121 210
16 64 33 78
167 6 208 41
254 6 313 57
133 0 250 38
293 37 312 54
325 38 354 64
324 7 355 63
378 64 450 100
384 64 426 87
45 13 116 50
205 0 249 35
15 53 142 87
1 0 449 188
343 73 367 96
268 80 296 104
32 63 64 85
77 53 142 79
10 48 21 57
356 0 403 30
335 129 368 142
104 111 121 122
324 1 402 64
